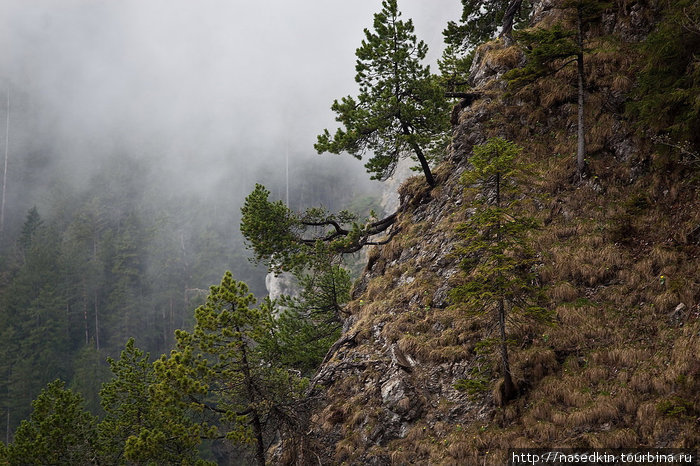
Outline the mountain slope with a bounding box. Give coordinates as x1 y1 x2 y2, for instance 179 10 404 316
286 2 700 464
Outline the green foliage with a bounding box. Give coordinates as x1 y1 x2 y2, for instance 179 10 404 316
143 272 307 464
657 396 694 418
445 0 534 46
628 0 700 149
454 365 492 397
438 44 474 92
18 206 42 257
269 264 349 376
0 211 73 437
504 25 579 87
505 0 611 176
71 344 111 415
453 139 545 313
442 0 534 54
315 0 450 186
506 0 611 88
452 138 552 402
5 380 97 465
462 137 525 187
241 183 393 276
240 184 300 273
97 338 197 465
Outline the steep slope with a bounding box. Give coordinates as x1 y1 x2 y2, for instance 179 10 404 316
288 2 700 464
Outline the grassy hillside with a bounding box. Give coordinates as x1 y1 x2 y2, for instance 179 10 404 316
296 2 700 464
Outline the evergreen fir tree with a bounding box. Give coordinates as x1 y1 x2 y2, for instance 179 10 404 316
451 138 551 404
5 380 98 465
315 0 450 187
505 0 612 178
266 261 349 376
144 272 306 466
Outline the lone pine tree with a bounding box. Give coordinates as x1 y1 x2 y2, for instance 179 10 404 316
148 272 306 466
451 138 551 404
506 0 611 178
315 0 449 188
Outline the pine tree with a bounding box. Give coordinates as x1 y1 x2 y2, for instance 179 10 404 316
98 338 152 463
266 261 349 376
241 184 397 274
18 206 42 262
5 380 97 465
505 0 611 178
97 338 198 465
451 138 551 404
61 197 109 352
145 272 306 466
315 0 450 187
443 0 534 54
70 344 111 416
103 213 148 352
0 220 71 437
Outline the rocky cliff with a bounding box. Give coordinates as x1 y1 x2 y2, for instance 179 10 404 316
285 2 700 464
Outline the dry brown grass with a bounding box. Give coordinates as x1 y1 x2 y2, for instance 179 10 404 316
592 347 649 369
516 347 559 382
473 40 523 75
653 290 680 313
611 388 640 416
537 78 574 108
567 401 620 430
308 9 700 461
629 370 654 394
582 429 638 449
396 334 432 362
588 112 616 154
365 276 391 301
550 241 624 287
548 281 579 303
489 44 523 69
584 365 609 385
524 420 559 443
398 175 431 207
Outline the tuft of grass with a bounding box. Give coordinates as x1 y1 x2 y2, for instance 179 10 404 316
548 281 579 303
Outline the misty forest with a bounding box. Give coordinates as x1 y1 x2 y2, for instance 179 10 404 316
1 0 699 464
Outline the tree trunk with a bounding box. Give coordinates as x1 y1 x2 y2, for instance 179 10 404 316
401 122 435 188
251 410 266 466
83 285 89 346
495 172 516 402
414 143 436 188
94 290 100 351
238 328 266 466
499 297 517 402
501 0 524 44
576 5 586 179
